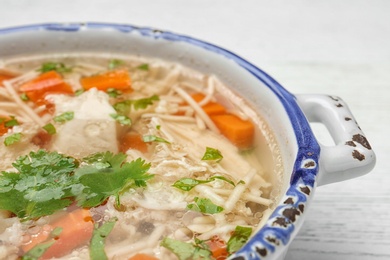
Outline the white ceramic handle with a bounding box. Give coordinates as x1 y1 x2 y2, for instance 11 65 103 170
296 94 376 186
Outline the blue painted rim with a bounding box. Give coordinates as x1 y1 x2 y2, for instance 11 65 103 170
0 22 321 259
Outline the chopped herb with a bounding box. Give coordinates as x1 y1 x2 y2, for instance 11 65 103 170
4 132 22 146
201 147 223 162
4 116 19 128
75 153 153 207
42 123 56 135
22 240 55 260
173 176 235 192
38 62 72 73
110 113 131 126
0 150 78 219
53 111 74 124
227 226 252 254
142 135 170 144
160 237 211 260
187 197 224 214
20 92 29 101
90 218 117 260
108 59 124 70
156 125 161 130
113 95 159 115
106 88 122 98
0 150 154 220
137 63 149 71
75 89 85 96
237 180 246 185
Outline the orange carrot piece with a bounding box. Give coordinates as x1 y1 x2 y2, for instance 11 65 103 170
22 209 94 259
80 69 132 91
119 132 148 153
207 236 228 260
211 114 254 149
192 93 226 116
0 74 14 86
19 71 73 105
128 253 159 260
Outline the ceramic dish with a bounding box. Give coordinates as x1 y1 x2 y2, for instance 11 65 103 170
0 23 376 260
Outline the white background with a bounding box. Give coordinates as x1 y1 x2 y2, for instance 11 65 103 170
1 1 389 259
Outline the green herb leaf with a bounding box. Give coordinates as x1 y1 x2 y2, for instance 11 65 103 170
187 197 224 214
106 88 122 98
4 117 19 128
22 240 56 260
113 95 159 115
132 94 159 110
90 218 117 260
53 111 74 124
4 132 22 146
110 113 131 126
20 93 30 101
227 226 252 254
137 63 149 71
172 178 210 191
108 59 124 70
142 135 170 144
75 154 153 207
38 62 72 73
172 176 235 192
201 147 223 162
42 123 56 135
160 237 211 260
0 150 78 219
75 89 85 96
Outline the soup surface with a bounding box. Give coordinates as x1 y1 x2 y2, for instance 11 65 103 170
0 54 283 260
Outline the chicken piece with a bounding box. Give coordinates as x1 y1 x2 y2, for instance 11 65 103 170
48 89 118 158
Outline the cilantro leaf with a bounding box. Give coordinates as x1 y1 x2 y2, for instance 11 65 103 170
22 240 55 260
227 226 252 254
108 59 124 70
110 113 131 126
75 154 153 207
4 116 19 128
201 147 223 162
106 88 122 98
42 123 56 135
142 135 170 144
160 237 211 260
4 133 22 146
0 150 78 219
187 197 224 214
53 111 74 124
113 95 159 115
137 63 149 71
172 176 235 192
90 218 117 260
38 62 72 73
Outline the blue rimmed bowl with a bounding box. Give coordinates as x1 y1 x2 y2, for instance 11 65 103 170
0 23 376 260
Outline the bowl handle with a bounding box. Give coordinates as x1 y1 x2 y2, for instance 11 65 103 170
296 94 376 186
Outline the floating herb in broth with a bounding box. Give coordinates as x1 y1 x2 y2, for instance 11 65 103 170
0 54 283 259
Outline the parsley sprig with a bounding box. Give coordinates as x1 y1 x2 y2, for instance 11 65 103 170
0 150 153 220
38 62 72 74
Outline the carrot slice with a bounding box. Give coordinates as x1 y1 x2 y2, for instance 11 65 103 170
207 236 228 260
80 69 132 91
211 114 254 149
119 132 148 153
128 253 159 260
22 209 94 259
19 71 73 105
192 93 226 116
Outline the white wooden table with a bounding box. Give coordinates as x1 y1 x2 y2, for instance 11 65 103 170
1 1 389 259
